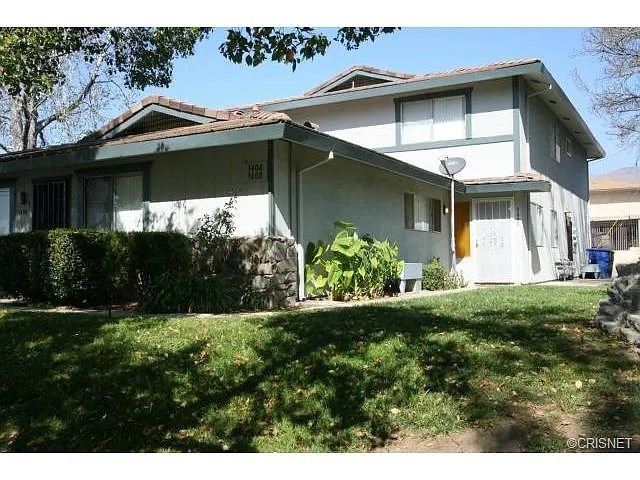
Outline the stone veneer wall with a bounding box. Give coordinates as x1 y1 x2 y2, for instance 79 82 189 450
594 269 640 348
223 236 298 309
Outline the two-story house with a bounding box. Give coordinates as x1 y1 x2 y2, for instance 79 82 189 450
255 58 605 284
0 58 604 298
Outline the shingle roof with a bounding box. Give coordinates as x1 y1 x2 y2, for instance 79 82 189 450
0 108 292 163
86 95 236 140
253 58 541 108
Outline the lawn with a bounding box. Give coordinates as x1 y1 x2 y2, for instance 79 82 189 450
1 285 639 452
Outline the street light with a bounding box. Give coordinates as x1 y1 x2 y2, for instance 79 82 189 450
439 156 466 275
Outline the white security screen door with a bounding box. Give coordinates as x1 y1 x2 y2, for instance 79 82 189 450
0 187 11 235
474 199 513 283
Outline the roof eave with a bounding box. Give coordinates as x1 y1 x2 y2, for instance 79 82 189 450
260 61 544 111
536 65 606 160
464 180 551 195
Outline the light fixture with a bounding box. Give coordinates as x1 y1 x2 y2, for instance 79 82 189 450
443 204 450 215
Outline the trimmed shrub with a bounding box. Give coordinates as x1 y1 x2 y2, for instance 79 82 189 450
0 231 49 301
127 232 192 296
422 257 467 291
47 230 130 306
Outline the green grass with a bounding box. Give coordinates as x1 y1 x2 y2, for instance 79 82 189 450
1 285 639 452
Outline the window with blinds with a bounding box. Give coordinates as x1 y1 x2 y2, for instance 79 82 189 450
404 193 441 233
400 95 465 144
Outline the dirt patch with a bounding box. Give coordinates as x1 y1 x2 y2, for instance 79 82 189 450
375 404 587 453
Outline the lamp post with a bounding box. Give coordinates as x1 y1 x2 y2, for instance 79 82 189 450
439 156 466 275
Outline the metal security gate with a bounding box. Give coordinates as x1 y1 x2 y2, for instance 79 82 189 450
33 179 69 230
591 219 639 250
474 198 514 283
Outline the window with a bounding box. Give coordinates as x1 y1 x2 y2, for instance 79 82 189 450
404 193 441 232
85 173 143 231
550 120 561 162
400 95 465 144
566 137 573 158
33 179 69 230
530 203 544 246
0 187 11 235
551 209 558 247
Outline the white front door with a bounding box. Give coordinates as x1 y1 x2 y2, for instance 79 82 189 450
0 187 11 235
474 198 513 283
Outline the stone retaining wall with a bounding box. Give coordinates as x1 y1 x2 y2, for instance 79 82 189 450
594 273 640 347
223 236 298 309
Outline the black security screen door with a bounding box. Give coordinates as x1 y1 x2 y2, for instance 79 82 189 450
32 180 69 230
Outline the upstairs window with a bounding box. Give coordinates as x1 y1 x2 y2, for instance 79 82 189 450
400 95 465 144
404 193 441 232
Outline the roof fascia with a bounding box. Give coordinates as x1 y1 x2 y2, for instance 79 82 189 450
262 62 543 111
537 65 606 160
100 104 216 140
465 180 551 194
0 123 286 175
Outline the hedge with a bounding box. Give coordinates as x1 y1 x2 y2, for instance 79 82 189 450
0 230 192 307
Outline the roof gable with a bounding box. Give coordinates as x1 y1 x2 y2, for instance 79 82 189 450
304 65 416 96
86 95 236 141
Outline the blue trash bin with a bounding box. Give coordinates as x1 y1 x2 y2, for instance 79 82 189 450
586 248 615 279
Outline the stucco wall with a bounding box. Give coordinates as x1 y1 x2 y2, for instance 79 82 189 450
4 142 273 237
294 148 450 268
144 144 270 235
390 141 515 180
527 96 589 200
282 78 514 154
528 182 590 283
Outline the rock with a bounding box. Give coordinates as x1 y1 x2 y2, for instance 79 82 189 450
620 328 640 347
600 320 622 334
600 304 625 317
627 313 640 331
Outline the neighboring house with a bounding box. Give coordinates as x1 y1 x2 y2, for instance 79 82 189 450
589 167 640 275
0 58 605 299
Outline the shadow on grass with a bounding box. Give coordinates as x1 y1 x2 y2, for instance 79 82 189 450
0 286 638 452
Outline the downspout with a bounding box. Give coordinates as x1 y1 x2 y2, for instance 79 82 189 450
296 150 334 300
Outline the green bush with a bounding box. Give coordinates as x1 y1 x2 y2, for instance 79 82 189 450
305 221 403 301
422 257 467 291
47 230 130 306
127 232 192 296
0 231 49 301
0 230 193 307
141 272 245 313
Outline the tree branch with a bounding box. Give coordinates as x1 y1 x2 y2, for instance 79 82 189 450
0 141 10 153
35 55 105 133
